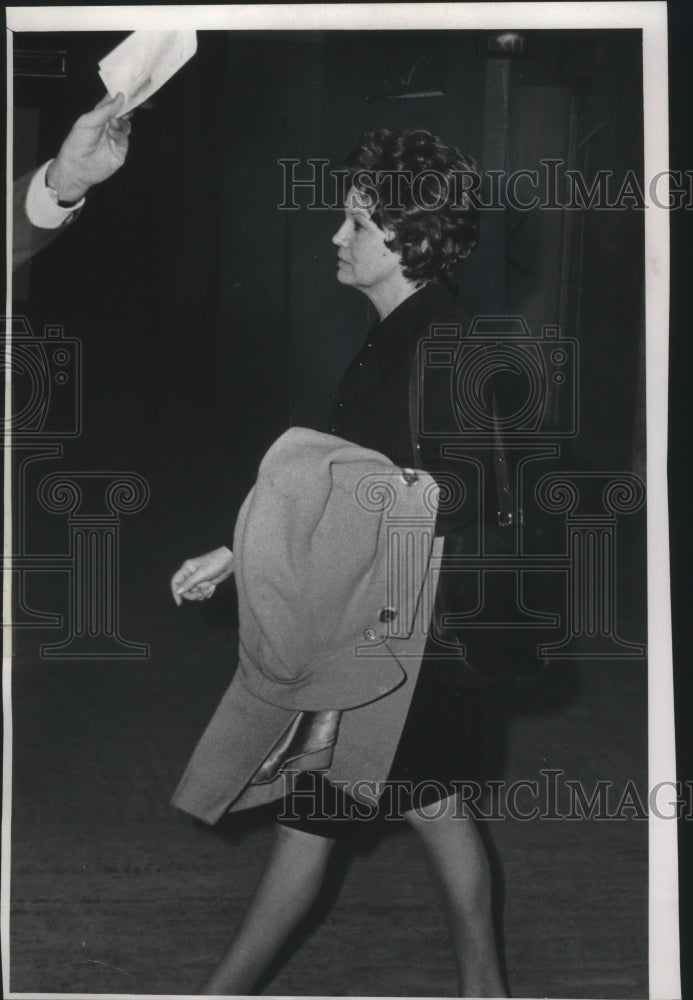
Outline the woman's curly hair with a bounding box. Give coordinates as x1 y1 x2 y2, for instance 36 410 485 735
343 128 481 287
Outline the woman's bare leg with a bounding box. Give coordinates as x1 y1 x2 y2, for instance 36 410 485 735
199 823 335 995
405 794 508 998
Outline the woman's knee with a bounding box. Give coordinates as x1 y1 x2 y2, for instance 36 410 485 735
404 790 464 832
273 820 337 859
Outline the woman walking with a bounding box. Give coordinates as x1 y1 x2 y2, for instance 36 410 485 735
171 128 508 998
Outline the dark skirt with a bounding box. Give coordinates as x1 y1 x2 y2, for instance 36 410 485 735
275 653 486 838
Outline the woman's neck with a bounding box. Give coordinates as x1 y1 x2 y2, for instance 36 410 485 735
366 273 421 321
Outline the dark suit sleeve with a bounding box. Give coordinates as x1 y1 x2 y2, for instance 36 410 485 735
12 170 80 271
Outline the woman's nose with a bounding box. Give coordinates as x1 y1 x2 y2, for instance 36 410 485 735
332 221 348 246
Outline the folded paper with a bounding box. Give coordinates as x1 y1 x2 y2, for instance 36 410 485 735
98 30 197 116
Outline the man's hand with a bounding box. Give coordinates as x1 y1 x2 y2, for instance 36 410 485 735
170 546 235 606
46 93 131 204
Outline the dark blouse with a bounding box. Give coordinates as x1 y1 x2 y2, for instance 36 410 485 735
326 282 494 539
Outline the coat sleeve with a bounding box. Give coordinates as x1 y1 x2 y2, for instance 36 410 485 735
12 169 81 271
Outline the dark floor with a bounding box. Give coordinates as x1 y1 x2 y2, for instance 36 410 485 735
6 437 650 998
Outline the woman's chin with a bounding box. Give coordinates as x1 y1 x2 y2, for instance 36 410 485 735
335 268 354 285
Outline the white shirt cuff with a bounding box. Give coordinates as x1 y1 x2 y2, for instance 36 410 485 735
24 160 86 229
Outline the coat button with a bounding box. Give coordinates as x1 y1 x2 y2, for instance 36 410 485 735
378 607 397 623
363 628 377 641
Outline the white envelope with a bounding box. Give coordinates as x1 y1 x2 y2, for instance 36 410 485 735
98 30 197 116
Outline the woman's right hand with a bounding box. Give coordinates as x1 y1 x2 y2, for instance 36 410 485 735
170 546 234 606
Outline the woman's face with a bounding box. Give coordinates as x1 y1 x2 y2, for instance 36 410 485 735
332 186 405 295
